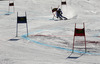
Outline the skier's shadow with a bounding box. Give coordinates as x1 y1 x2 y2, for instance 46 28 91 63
66 53 84 59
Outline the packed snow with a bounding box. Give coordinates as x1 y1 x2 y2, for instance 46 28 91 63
0 0 100 64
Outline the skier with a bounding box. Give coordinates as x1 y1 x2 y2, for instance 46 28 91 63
56 8 67 20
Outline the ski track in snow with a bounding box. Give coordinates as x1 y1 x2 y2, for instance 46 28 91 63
21 29 100 55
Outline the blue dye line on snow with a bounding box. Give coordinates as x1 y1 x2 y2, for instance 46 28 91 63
0 10 13 15
21 30 100 55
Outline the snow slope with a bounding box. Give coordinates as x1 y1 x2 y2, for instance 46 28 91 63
0 0 100 64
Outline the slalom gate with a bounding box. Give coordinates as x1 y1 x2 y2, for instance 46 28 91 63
72 23 86 53
16 12 28 37
8 0 15 12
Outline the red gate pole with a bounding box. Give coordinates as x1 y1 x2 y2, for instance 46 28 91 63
72 23 76 53
83 23 87 53
51 7 54 20
72 36 75 53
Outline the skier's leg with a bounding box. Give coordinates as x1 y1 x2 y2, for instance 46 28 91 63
59 14 63 20
57 14 63 20
61 15 68 20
